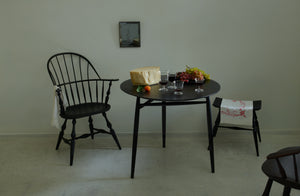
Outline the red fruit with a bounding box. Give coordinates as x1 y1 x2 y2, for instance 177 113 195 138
144 85 151 92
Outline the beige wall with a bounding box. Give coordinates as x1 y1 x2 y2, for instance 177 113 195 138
0 0 299 134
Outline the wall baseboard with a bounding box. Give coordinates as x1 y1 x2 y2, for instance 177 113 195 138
0 129 299 136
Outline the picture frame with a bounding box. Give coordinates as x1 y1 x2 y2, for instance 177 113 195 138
119 21 141 48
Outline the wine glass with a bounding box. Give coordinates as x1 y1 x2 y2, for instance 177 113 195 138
167 72 176 89
194 77 205 93
174 80 184 95
159 70 169 92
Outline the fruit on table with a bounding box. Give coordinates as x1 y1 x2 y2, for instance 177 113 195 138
185 65 210 80
136 85 151 92
177 65 210 82
144 85 151 92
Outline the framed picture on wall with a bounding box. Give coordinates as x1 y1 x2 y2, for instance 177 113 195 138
119 21 140 48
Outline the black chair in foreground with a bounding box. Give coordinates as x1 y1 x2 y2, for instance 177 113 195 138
212 97 262 156
262 147 300 196
47 52 121 165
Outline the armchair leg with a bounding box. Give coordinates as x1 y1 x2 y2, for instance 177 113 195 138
56 119 67 150
262 179 273 196
70 119 76 166
89 116 94 139
283 186 291 196
102 112 121 150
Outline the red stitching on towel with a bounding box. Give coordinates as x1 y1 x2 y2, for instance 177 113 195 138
221 100 249 118
221 108 247 118
239 101 246 108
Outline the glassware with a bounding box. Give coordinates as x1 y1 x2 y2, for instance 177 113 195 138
159 70 169 92
194 77 204 93
167 72 176 89
174 80 184 95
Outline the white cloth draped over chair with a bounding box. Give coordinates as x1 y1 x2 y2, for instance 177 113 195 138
51 86 67 129
220 99 253 128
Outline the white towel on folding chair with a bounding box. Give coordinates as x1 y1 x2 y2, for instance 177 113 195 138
220 99 253 128
51 86 67 129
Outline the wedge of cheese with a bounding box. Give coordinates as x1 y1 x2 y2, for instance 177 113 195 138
130 66 160 85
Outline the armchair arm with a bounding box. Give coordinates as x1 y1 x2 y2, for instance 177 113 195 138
92 78 119 104
266 146 300 180
55 86 65 115
100 78 119 82
57 78 119 86
102 79 118 104
267 147 300 160
56 78 118 105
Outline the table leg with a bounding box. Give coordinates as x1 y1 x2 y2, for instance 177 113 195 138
131 97 140 178
206 96 215 173
162 101 166 148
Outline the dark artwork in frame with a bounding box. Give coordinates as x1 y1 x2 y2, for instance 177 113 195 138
119 21 141 48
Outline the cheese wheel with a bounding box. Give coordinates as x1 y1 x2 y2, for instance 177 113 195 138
130 66 160 85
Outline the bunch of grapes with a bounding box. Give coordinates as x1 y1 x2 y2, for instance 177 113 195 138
185 65 210 80
177 72 191 82
176 65 210 82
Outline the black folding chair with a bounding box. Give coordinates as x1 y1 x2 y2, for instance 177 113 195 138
212 97 262 156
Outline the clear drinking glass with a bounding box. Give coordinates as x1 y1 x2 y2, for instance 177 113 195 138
174 80 184 95
167 72 176 89
194 77 204 93
159 70 169 92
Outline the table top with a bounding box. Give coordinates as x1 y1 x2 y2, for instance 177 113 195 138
120 79 221 101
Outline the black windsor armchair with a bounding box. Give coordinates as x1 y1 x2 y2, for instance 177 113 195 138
262 147 300 196
47 52 121 165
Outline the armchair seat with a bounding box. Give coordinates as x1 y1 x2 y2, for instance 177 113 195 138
62 103 110 119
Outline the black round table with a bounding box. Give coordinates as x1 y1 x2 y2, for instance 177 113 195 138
120 79 221 178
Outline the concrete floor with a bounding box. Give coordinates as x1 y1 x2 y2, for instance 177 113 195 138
0 130 299 196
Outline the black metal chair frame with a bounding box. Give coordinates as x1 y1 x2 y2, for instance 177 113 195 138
262 147 300 196
47 52 121 165
212 97 262 156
